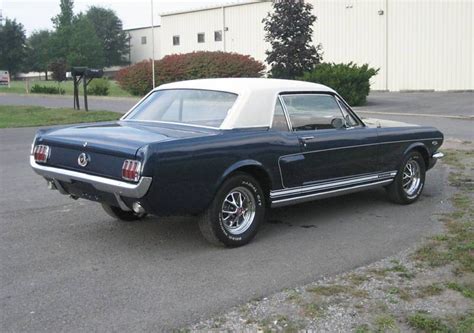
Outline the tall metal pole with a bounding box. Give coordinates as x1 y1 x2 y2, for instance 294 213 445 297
222 6 226 52
150 0 156 89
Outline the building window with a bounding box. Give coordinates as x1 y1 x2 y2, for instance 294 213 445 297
214 30 222 42
141 36 147 45
173 35 180 46
197 33 205 43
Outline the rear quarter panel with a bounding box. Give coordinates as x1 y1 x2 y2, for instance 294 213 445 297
137 129 298 216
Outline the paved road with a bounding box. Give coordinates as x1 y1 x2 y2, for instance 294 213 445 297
363 91 474 118
1 92 473 331
354 91 474 142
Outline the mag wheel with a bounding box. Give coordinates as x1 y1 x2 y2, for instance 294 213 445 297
198 172 265 247
101 203 147 221
386 151 426 204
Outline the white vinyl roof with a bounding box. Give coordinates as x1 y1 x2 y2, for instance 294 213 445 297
155 78 335 129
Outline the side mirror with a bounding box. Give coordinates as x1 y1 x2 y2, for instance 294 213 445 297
331 117 345 129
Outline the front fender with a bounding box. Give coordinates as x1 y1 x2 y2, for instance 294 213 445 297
402 142 430 168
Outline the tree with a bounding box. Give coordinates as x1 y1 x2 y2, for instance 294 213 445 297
50 0 75 62
0 18 27 76
50 58 67 82
52 0 74 29
66 15 105 67
24 30 52 79
263 0 322 79
86 6 129 67
49 1 105 69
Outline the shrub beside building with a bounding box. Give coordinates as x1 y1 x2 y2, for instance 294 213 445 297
300 62 379 106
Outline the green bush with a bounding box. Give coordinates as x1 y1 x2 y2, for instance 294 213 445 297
87 78 110 96
117 51 265 96
30 84 65 95
300 62 379 106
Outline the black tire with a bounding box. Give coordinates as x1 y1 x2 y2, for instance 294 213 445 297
386 151 426 204
101 203 147 221
198 172 266 247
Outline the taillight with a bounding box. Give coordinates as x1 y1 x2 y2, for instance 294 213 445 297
122 160 141 182
33 145 50 163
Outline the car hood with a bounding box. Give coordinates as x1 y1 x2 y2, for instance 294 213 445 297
362 118 419 128
38 120 219 156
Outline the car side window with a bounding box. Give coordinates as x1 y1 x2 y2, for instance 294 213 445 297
336 97 359 127
271 99 289 131
281 94 346 131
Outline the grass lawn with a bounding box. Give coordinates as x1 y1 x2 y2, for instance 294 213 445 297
0 80 132 97
0 105 121 128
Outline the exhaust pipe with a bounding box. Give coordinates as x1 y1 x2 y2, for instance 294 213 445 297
132 202 146 214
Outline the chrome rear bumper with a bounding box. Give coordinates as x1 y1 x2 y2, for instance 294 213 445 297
432 152 444 159
30 156 152 198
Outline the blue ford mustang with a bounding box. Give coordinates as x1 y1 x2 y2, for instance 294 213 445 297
31 78 444 247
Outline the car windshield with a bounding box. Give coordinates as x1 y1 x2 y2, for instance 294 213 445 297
124 89 238 128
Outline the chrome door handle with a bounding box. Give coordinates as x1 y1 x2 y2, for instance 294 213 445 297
300 136 315 141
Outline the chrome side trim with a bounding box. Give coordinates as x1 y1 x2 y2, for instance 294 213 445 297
270 171 397 198
279 138 444 159
271 179 392 207
123 119 220 130
278 95 293 131
432 152 444 159
30 156 152 198
276 138 442 188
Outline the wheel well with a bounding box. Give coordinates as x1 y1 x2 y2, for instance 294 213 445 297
411 146 430 168
230 165 272 200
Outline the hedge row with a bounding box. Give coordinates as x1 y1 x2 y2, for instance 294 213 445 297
30 84 66 95
117 52 378 105
117 51 265 96
87 78 110 96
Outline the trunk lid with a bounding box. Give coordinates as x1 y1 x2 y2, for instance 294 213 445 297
38 121 218 180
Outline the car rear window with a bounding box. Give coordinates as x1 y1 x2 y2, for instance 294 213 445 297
124 89 238 128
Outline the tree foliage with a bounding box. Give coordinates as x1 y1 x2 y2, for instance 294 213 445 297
24 30 52 78
86 6 129 67
2 0 128 75
66 15 105 68
48 1 122 69
49 0 75 63
52 0 74 29
263 0 322 79
50 59 67 82
0 18 27 75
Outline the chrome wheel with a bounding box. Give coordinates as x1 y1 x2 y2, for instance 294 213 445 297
220 186 256 235
402 159 421 196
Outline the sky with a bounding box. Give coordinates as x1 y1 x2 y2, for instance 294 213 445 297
0 0 250 36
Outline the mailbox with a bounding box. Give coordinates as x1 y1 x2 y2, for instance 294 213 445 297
72 67 104 111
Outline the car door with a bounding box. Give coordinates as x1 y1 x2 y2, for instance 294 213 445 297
278 93 380 188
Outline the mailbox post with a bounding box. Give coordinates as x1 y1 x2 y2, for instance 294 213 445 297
71 67 104 111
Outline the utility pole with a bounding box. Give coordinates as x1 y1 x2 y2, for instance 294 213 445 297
150 0 156 89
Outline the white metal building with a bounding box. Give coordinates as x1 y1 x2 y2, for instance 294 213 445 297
124 0 473 91
125 25 162 64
